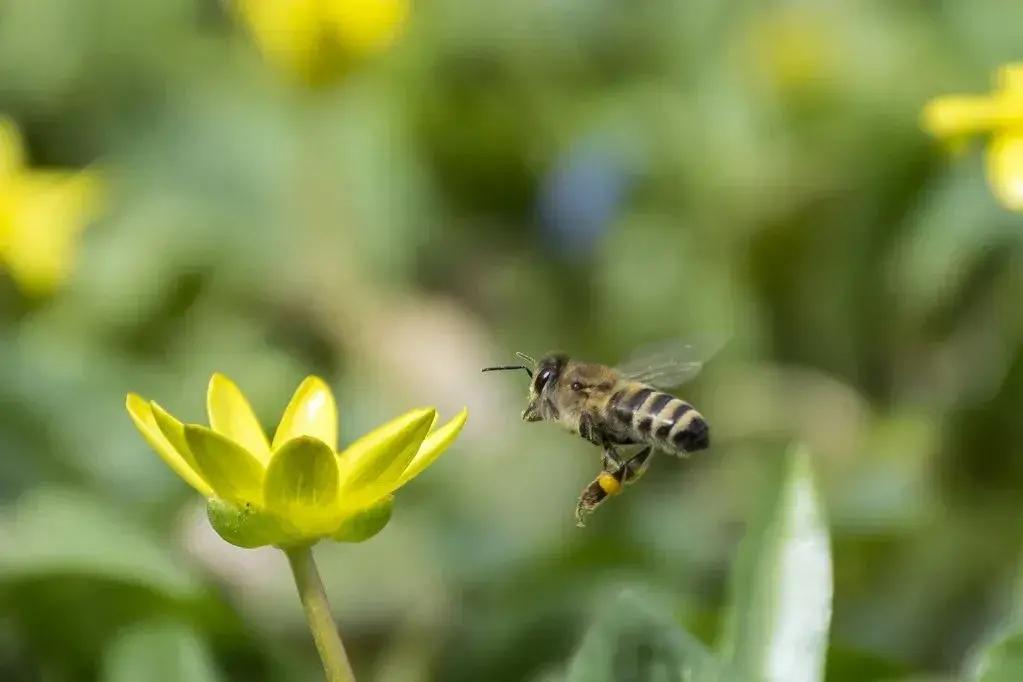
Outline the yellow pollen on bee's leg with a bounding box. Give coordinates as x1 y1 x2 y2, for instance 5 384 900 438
597 472 622 496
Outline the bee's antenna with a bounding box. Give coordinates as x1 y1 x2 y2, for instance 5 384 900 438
481 364 533 379
514 352 537 366
482 352 537 379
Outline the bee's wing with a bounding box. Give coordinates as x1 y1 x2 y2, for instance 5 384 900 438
614 336 726 389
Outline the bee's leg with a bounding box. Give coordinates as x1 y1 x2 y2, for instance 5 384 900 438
579 412 624 470
575 447 654 527
621 447 653 485
575 466 626 527
601 447 624 472
578 412 606 449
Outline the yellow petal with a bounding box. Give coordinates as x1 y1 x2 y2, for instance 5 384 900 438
337 408 435 507
922 96 1003 139
206 373 271 464
327 0 409 56
988 131 1023 211
150 401 202 477
184 424 266 506
394 408 468 489
264 436 340 536
271 376 338 451
235 0 327 82
0 170 102 297
125 394 212 497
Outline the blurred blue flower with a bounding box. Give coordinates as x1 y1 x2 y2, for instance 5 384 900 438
538 137 635 262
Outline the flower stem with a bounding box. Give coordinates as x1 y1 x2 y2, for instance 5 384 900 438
284 545 356 682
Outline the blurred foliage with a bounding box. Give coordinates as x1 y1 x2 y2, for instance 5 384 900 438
101 621 222 682
565 591 717 682
1 0 1023 680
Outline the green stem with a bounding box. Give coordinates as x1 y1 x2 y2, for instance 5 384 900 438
284 545 355 682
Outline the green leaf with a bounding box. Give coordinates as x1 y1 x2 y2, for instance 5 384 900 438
101 620 222 682
565 590 717 682
719 445 833 682
970 625 1023 682
0 486 201 598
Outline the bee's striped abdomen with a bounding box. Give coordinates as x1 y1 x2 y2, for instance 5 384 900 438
609 385 652 430
610 383 710 455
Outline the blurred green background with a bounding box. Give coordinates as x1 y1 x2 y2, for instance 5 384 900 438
3 0 1023 680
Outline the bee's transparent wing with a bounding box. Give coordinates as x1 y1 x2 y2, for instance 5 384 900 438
614 336 726 389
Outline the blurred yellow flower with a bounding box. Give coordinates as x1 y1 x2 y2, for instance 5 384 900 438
126 373 467 547
923 64 1023 211
747 10 838 92
235 0 409 84
0 118 101 296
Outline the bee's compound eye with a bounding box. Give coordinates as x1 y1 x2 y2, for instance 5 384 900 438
571 381 583 392
535 367 554 393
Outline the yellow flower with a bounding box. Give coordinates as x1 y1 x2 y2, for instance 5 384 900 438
746 10 838 93
923 64 1023 211
0 117 101 296
126 373 467 547
235 0 409 84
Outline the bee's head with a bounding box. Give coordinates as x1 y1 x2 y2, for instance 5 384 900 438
523 353 569 422
482 352 567 422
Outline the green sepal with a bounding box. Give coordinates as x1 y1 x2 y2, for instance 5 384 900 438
206 498 297 549
331 496 393 543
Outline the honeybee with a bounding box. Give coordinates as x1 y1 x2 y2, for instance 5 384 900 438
483 341 714 526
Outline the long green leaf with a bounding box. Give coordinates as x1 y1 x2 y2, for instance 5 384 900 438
970 625 1023 682
101 620 222 682
0 486 201 598
719 446 833 682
